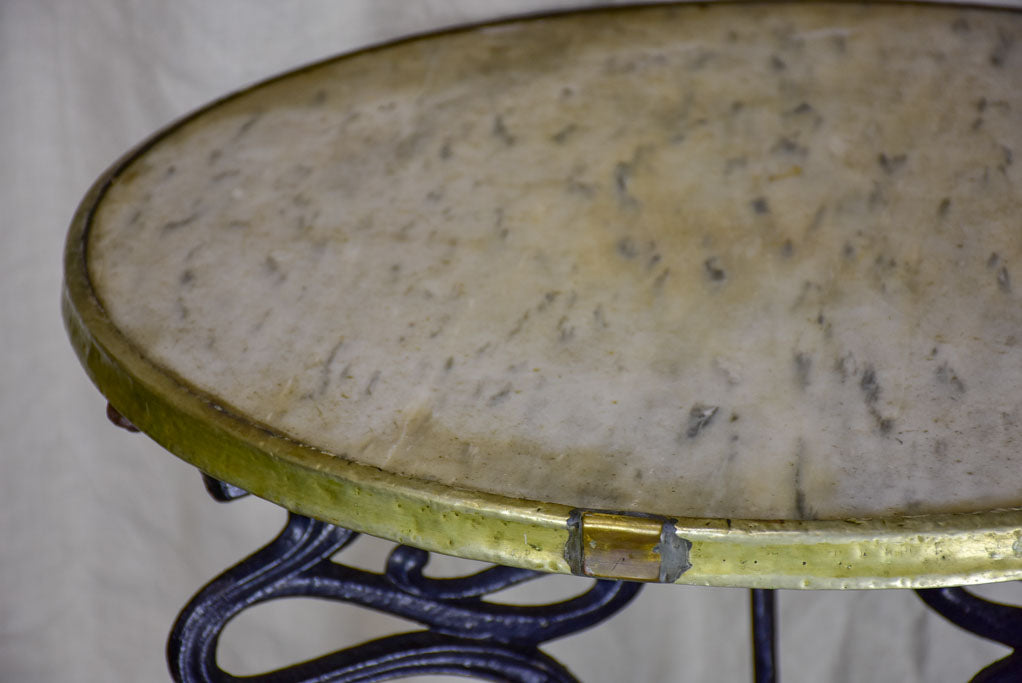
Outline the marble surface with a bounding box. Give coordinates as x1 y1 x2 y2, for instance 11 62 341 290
88 3 1022 521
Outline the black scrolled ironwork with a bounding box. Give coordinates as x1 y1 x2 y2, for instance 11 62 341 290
916 586 1022 683
168 476 642 682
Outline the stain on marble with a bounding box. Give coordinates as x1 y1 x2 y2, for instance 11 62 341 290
998 266 1012 294
935 362 966 397
161 213 198 234
703 257 726 282
794 352 812 390
87 3 1022 520
685 405 719 440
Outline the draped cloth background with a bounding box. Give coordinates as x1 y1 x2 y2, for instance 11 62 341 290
3 1 1020 681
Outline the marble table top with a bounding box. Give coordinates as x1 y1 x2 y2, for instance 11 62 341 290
67 3 1022 586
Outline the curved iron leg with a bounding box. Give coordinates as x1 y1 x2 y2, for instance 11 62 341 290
167 477 642 682
916 586 1022 683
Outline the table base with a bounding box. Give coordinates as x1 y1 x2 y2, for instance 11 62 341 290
167 475 641 682
101 405 1022 682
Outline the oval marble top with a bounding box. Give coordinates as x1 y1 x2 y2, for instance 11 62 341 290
67 3 1022 586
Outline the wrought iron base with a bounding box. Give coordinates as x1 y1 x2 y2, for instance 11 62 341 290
169 477 1022 683
168 476 642 682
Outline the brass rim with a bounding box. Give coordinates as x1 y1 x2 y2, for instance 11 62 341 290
62 2 1022 589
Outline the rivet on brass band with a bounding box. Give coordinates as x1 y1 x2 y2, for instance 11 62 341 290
564 510 693 583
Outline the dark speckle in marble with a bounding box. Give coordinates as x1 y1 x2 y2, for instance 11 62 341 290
365 370 381 396
235 112 262 139
784 101 824 131
793 439 813 519
557 316 575 342
428 318 448 339
877 416 895 436
704 257 726 282
989 29 1015 67
750 197 769 215
507 310 530 339
262 255 286 284
212 169 240 182
653 268 670 290
174 296 189 322
613 161 637 207
998 266 1012 293
319 339 345 395
794 352 812 389
161 213 199 234
492 115 516 146
878 153 907 174
616 237 638 259
685 404 719 439
860 365 881 404
536 291 559 312
807 205 825 232
838 355 854 382
937 197 952 217
551 124 577 144
936 362 967 395
488 383 513 407
772 137 807 157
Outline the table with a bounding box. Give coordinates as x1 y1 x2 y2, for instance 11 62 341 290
64 3 1022 680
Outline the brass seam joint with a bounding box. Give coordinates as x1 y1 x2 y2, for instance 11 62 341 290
565 509 693 583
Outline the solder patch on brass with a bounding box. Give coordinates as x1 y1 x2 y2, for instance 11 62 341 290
565 509 692 582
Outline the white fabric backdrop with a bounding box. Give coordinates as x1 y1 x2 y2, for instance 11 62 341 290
3 1 1021 681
